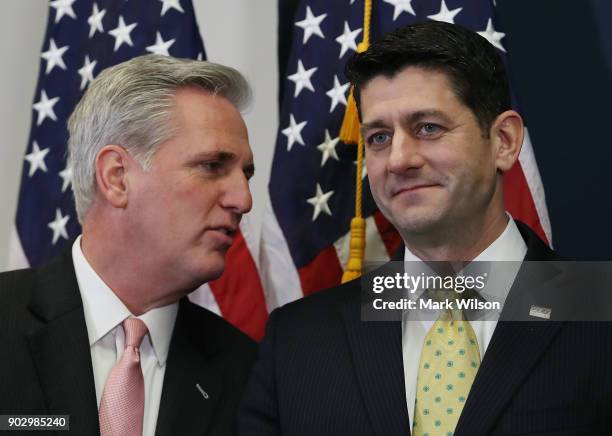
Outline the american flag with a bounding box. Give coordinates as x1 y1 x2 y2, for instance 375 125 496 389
260 0 552 308
10 0 267 340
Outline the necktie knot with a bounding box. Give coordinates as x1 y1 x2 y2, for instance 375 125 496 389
123 318 148 348
424 287 482 322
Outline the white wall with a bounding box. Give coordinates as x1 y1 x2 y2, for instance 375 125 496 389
196 0 278 256
0 0 278 270
0 2 48 270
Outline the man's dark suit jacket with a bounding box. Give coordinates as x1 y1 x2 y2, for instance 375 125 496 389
0 250 257 436
238 222 612 435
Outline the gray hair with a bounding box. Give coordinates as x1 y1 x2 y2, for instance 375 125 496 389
67 54 251 223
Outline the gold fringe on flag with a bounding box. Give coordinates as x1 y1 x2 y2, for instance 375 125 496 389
338 89 361 145
341 0 372 283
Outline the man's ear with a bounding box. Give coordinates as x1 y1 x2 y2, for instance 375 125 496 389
94 145 133 209
490 110 524 172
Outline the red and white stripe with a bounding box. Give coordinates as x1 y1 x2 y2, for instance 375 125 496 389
190 215 268 340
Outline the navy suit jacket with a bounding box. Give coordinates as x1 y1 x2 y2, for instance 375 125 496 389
0 250 257 436
238 222 612 435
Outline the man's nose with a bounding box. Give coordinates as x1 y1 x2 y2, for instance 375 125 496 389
387 131 426 174
221 172 253 215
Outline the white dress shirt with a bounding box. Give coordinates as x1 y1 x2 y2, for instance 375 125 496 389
401 216 527 423
72 237 178 436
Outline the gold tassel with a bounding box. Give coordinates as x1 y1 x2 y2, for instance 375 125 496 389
342 217 366 283
339 88 361 145
341 0 372 283
339 40 371 146
342 132 366 284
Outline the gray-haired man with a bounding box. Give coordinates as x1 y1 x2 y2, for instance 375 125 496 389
0 55 256 436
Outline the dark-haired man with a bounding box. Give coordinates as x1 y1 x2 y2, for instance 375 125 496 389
239 22 612 435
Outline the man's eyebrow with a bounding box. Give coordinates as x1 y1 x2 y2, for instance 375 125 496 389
407 110 452 124
192 151 235 162
360 120 388 133
360 110 453 133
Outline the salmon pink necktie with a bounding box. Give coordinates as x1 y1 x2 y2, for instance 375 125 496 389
99 318 148 436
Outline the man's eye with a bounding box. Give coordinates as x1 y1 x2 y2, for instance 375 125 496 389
367 132 391 146
418 123 442 136
201 161 223 172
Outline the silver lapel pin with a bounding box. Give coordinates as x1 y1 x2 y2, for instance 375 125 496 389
196 383 209 400
529 305 552 320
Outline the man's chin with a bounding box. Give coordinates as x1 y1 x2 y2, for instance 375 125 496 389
202 263 226 283
189 254 226 285
392 211 443 236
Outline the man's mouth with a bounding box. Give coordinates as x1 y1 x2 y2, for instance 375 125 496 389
209 224 237 235
392 183 440 196
207 225 237 245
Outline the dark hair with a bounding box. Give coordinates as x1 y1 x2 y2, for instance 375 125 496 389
345 21 511 134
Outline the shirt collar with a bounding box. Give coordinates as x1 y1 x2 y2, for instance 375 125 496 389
472 214 527 263
72 236 178 365
403 214 526 262
402 214 527 306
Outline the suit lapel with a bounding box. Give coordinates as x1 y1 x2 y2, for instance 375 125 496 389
155 300 224 436
27 253 99 436
340 284 411 436
455 221 565 435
